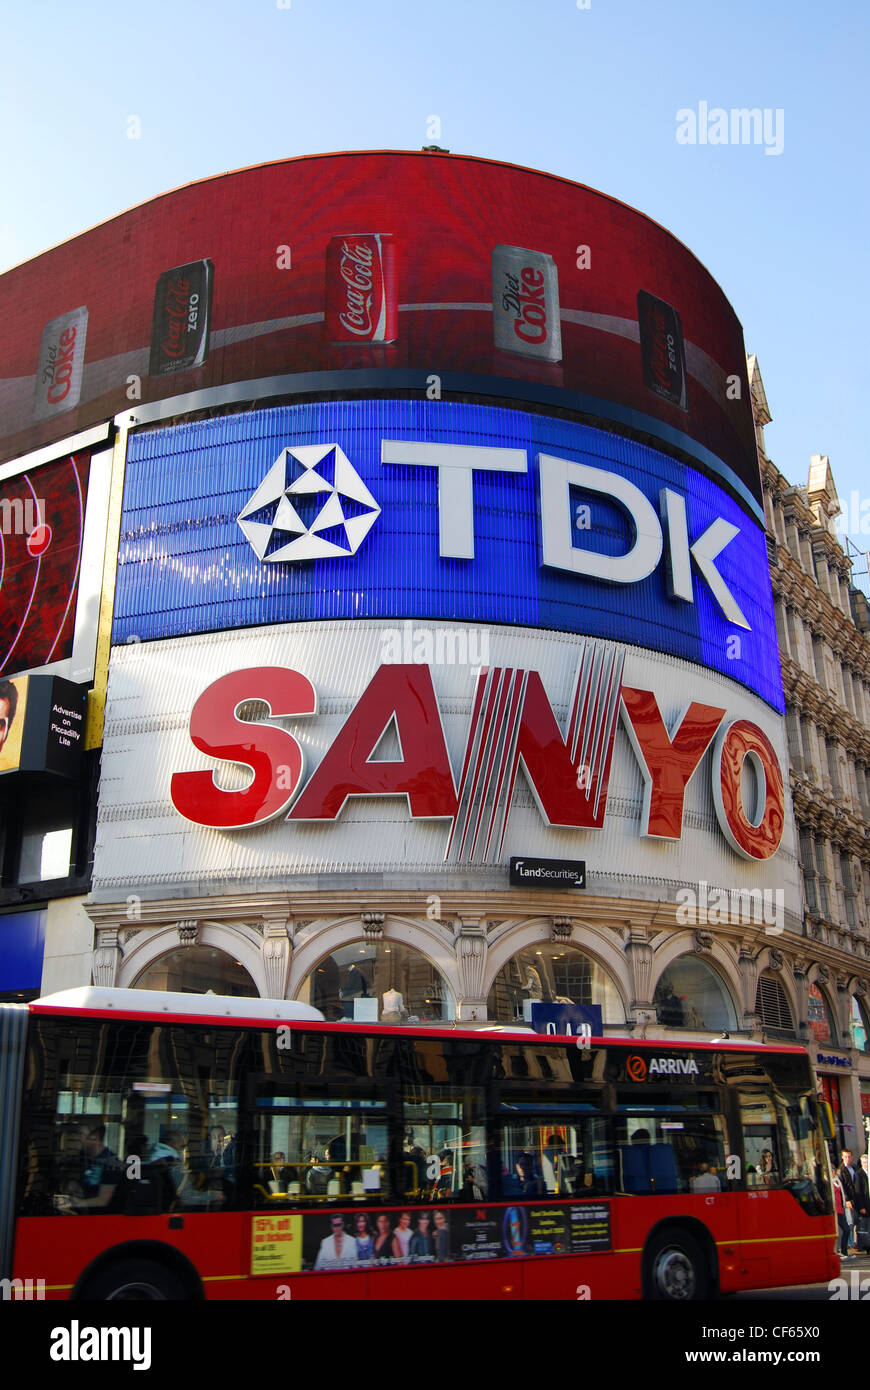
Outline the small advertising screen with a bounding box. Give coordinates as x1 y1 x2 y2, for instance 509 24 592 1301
0 451 91 678
0 674 86 778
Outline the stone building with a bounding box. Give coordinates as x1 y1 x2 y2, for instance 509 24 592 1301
750 355 870 1155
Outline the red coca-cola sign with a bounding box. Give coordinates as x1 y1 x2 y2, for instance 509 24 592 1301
325 234 397 344
637 289 687 410
149 260 213 376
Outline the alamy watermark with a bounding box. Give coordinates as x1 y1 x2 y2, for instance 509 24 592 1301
676 880 784 935
1 1276 45 1300
0 496 45 535
380 620 489 669
835 490 870 537
676 103 784 156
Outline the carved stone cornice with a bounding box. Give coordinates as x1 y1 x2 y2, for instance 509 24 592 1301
361 912 385 941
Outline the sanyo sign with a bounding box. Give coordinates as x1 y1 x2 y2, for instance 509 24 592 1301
381 442 750 629
169 644 785 864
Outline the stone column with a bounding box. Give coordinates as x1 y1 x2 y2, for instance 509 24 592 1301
624 930 655 1032
737 947 761 1036
455 919 488 1022
261 914 292 1000
92 928 120 988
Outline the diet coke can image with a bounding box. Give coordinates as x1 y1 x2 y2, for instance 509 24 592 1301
325 234 397 344
32 306 89 422
149 259 214 376
637 289 688 410
491 244 562 363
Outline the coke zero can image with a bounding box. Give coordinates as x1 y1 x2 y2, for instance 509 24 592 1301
32 305 89 422
491 244 562 363
324 233 397 344
637 288 688 410
149 259 214 376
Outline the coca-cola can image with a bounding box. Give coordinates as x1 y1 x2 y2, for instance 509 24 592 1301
491 245 562 363
637 289 688 410
325 234 397 344
149 259 214 376
32 306 89 422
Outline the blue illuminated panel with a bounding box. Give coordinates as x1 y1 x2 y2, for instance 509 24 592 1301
114 400 783 710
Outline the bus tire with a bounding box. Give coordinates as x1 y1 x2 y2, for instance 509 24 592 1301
644 1228 709 1301
79 1257 188 1301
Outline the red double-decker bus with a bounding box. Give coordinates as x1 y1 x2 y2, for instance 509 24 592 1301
1 988 838 1300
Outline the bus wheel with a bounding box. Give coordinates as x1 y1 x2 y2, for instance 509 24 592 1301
80 1258 188 1301
645 1229 709 1301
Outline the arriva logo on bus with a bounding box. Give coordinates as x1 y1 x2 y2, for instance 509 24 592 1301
169 646 785 865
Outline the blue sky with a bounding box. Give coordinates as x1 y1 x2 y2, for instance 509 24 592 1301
2 0 866 563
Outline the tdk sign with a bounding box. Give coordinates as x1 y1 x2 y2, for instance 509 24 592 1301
114 400 782 709
378 441 748 629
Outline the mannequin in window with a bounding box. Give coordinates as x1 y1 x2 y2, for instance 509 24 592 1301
381 988 405 1023
521 968 543 1001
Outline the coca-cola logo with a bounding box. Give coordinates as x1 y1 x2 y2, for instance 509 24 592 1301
42 325 78 404
159 277 196 360
648 306 679 388
338 241 377 337
501 265 548 345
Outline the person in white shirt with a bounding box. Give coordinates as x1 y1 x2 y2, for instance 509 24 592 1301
690 1162 722 1193
314 1215 359 1270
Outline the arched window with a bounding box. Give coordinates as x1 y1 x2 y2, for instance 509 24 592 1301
487 944 625 1024
134 945 258 996
653 957 737 1032
755 972 795 1037
806 981 837 1045
297 940 454 1024
849 994 869 1053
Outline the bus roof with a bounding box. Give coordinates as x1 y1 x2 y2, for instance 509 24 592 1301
32 987 325 1022
28 988 809 1054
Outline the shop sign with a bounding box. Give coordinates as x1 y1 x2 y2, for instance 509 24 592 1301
170 650 785 865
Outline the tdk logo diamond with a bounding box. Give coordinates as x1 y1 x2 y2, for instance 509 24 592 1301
238 443 380 562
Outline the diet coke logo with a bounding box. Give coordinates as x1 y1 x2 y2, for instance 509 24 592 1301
43 325 78 404
33 307 88 420
501 265 548 345
338 241 376 337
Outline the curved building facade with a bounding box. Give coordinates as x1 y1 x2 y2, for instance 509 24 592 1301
0 151 807 1045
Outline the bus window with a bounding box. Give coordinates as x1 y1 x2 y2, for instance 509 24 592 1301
401 1087 486 1202
499 1112 613 1197
614 1114 727 1194
739 1087 831 1212
252 1087 390 1205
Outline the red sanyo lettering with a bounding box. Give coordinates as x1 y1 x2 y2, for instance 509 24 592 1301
170 667 316 828
620 689 726 838
713 719 784 860
513 670 617 829
46 326 77 403
289 664 457 821
171 663 785 861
